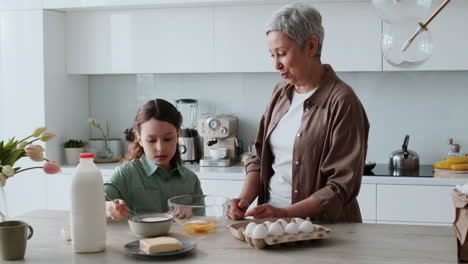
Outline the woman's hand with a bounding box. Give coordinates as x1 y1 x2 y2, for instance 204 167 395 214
171 206 193 219
106 199 129 220
245 204 286 219
228 198 251 220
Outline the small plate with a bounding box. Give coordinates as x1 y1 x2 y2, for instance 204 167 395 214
124 236 197 258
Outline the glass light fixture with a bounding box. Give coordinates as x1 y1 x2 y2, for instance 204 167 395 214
372 0 432 24
382 23 433 67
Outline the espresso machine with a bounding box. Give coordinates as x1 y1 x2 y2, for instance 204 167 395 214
175 99 201 163
198 115 238 167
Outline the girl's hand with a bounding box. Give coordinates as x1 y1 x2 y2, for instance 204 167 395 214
106 199 129 220
228 198 250 220
245 204 286 219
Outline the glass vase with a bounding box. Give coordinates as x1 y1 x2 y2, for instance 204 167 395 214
0 186 8 221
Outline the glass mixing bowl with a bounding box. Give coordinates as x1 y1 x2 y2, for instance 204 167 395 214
167 195 230 233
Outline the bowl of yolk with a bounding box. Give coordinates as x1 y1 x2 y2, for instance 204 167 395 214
167 195 230 233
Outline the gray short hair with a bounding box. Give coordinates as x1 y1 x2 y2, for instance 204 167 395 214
266 3 325 57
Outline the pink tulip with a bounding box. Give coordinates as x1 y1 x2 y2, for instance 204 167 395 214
24 144 42 154
24 144 45 161
43 161 61 174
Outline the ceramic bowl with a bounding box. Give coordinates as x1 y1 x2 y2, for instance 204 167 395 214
209 148 227 160
167 195 230 233
127 213 173 237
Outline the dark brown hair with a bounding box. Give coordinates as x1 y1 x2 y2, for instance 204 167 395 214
123 99 182 167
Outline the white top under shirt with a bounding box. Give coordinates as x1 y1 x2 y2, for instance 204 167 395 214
268 88 317 208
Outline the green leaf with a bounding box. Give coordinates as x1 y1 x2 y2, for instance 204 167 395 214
4 137 16 149
2 149 26 166
0 142 18 163
0 149 10 164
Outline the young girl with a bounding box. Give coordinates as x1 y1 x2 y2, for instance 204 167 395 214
104 99 203 220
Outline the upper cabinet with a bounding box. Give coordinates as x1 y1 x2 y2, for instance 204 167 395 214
214 2 381 72
67 2 381 74
0 0 42 10
213 5 280 72
66 7 215 74
44 0 365 10
383 0 468 71
319 2 381 72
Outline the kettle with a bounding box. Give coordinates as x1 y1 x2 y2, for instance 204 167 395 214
389 135 419 170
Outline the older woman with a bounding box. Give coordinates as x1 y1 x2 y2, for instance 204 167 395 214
228 3 369 223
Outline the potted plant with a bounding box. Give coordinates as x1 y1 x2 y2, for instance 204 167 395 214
87 118 122 162
63 139 87 165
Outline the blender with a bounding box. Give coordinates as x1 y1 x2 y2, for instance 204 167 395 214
175 99 201 163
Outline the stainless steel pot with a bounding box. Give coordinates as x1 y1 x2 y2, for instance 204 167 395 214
389 135 419 170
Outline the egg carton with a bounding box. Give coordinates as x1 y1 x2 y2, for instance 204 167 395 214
228 217 330 249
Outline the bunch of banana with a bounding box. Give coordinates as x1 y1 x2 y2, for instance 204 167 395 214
433 156 468 170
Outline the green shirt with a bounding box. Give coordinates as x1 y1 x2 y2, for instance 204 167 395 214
104 155 203 213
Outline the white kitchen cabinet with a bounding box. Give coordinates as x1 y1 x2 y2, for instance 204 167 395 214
0 0 43 10
199 178 258 212
214 4 280 72
66 7 215 74
0 9 88 163
200 179 244 199
44 0 367 10
357 183 377 223
0 9 88 217
66 2 380 74
214 2 381 72
46 173 72 211
319 2 381 72
0 10 45 141
376 184 454 224
383 0 468 71
201 179 377 222
46 169 113 211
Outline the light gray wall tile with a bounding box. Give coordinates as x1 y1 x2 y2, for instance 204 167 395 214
89 71 468 164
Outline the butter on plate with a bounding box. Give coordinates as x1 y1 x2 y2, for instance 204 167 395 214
140 236 183 254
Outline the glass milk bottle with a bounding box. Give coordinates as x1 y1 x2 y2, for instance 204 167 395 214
70 153 106 253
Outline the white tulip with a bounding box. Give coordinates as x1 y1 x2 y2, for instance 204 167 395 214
1 165 14 177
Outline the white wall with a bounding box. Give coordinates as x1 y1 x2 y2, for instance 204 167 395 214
89 70 468 165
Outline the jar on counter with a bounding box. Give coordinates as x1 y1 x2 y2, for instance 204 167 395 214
448 143 461 157
240 145 253 165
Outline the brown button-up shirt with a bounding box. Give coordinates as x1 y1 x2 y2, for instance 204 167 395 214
246 64 369 223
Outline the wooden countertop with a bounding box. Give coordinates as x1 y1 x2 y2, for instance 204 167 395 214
16 210 458 263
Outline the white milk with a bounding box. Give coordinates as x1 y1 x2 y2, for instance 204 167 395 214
70 153 106 253
142 217 169 222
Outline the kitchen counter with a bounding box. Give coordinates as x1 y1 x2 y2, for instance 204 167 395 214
61 162 468 186
17 210 458 263
367 164 434 177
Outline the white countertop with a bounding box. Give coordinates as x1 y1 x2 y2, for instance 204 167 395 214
60 162 468 186
17 210 458 264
